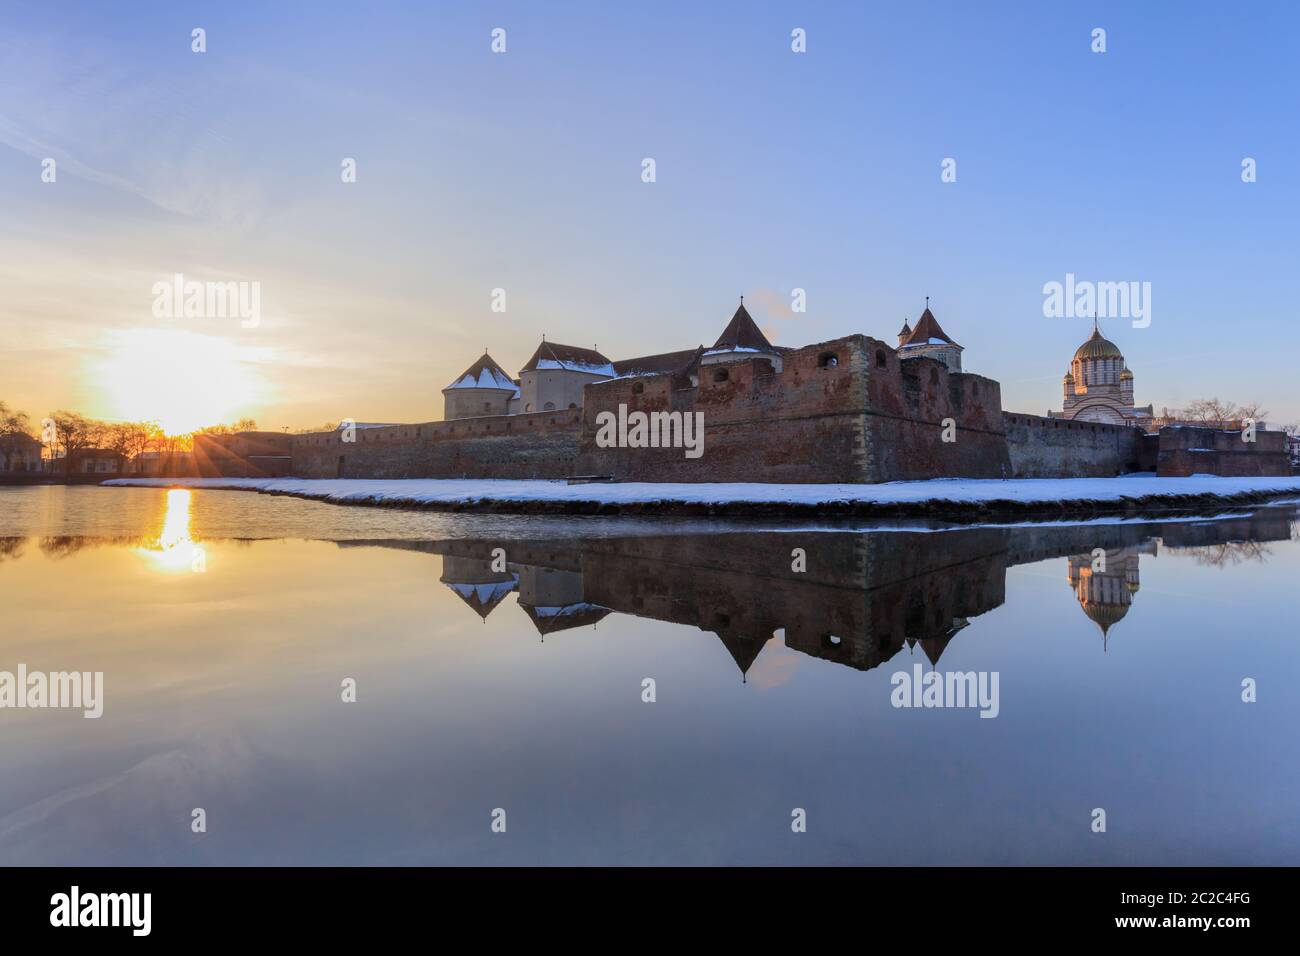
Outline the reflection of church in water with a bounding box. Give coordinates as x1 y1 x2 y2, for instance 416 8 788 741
1065 542 1158 650
424 512 1288 677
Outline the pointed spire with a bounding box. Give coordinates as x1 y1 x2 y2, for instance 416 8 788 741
713 299 774 352
901 301 958 348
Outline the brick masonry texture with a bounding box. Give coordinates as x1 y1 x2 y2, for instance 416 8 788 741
291 411 583 479
1003 413 1145 478
1157 426 1290 477
574 335 1010 483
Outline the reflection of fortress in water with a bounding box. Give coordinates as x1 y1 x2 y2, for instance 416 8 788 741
381 511 1294 677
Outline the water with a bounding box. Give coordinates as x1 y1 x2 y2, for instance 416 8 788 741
1 485 1297 865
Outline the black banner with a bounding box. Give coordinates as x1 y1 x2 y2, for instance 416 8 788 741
0 866 1282 941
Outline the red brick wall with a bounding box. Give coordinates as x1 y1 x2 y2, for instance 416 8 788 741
1156 426 1290 477
573 335 1011 483
574 339 869 483
291 412 583 479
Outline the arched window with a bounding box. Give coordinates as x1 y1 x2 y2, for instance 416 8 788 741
712 368 729 383
874 350 886 368
568 402 577 409
632 382 645 395
544 402 555 411
820 352 840 369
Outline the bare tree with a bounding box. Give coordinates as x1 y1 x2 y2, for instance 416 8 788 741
106 421 161 469
194 417 259 436
294 422 339 434
1175 541 1273 568
1173 398 1269 426
0 400 33 436
48 411 104 475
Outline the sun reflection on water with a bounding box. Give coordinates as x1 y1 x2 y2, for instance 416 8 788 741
139 488 199 572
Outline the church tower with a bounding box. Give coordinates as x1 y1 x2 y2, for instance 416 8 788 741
1052 319 1152 426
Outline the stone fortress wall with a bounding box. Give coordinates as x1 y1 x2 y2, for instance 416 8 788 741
274 306 1290 484
291 409 583 479
1002 413 1153 479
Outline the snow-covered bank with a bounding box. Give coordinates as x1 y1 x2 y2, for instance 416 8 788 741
102 474 1300 519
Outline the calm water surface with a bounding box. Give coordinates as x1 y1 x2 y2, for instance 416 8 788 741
1 486 1297 865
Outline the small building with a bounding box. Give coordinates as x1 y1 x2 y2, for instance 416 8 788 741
442 352 519 421
0 432 43 473
70 448 126 475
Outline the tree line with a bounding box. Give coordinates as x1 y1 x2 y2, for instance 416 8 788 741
0 401 264 473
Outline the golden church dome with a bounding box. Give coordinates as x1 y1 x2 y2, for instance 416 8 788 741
1073 327 1124 361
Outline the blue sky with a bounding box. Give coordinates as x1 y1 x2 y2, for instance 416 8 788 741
1 1 1296 428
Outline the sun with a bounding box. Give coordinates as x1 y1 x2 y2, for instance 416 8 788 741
90 329 265 434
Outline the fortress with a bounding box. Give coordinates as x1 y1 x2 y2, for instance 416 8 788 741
275 300 1289 483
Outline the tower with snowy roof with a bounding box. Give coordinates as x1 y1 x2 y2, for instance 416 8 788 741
517 340 615 413
442 351 520 420
896 299 964 372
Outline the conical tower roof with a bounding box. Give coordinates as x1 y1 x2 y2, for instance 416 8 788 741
712 301 774 352
445 352 517 391
902 306 958 347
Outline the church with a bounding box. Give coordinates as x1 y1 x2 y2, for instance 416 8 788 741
1051 321 1153 426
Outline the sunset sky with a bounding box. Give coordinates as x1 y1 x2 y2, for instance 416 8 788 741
1 1 1297 433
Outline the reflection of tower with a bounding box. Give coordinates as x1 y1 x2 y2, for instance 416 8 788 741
1066 544 1153 649
705 610 775 683
440 555 518 621
515 565 610 639
905 618 969 667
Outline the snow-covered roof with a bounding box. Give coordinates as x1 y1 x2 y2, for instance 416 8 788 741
521 341 615 378
447 580 518 604
533 358 615 376
448 367 518 391
445 353 518 392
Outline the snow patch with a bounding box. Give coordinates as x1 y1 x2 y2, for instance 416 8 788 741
103 473 1300 509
